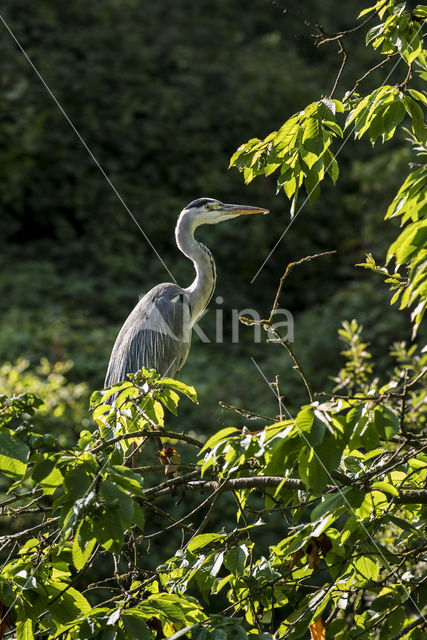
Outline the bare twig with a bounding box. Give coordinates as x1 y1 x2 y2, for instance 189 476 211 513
91 429 203 454
219 401 275 422
143 480 229 539
149 475 427 504
266 328 313 402
241 252 335 403
185 493 222 545
314 11 379 46
0 517 59 544
346 54 396 100
329 38 348 98
267 251 336 324
389 617 425 640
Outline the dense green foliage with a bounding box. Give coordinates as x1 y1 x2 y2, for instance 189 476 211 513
0 0 426 639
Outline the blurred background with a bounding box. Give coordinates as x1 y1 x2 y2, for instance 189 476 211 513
0 0 419 443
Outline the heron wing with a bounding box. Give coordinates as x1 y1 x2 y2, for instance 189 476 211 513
104 284 192 387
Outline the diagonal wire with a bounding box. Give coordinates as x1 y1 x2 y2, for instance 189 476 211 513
0 12 176 284
250 46 410 283
250 356 426 623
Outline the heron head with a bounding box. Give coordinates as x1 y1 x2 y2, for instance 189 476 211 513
182 198 269 225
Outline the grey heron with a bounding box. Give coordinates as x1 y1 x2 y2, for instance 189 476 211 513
105 198 268 387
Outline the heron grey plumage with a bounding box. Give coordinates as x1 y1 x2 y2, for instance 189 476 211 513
104 198 268 387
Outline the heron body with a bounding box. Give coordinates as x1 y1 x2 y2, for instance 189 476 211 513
104 198 268 387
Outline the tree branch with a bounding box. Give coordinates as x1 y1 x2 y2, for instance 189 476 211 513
91 429 204 453
151 475 427 504
389 617 425 640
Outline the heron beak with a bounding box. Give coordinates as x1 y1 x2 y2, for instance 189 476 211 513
221 204 269 216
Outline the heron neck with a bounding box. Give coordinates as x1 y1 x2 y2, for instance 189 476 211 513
175 212 216 323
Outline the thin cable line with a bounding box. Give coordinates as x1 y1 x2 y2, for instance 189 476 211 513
251 47 408 283
0 12 176 284
250 356 426 623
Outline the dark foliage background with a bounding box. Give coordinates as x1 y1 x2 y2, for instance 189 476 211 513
0 0 418 436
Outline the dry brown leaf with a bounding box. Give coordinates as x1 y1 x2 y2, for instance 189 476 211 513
309 616 326 640
288 548 304 570
318 533 332 555
307 538 321 570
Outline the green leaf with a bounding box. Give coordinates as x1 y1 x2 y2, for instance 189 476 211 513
93 509 125 553
160 378 198 403
0 429 29 478
72 519 97 570
371 481 399 497
368 110 385 144
157 388 180 415
0 393 44 428
324 149 339 184
64 468 93 501
353 555 380 582
16 619 34 640
122 614 151 639
200 428 240 453
167 625 203 640
224 545 248 576
32 456 57 482
370 585 408 611
299 448 330 493
132 503 146 531
91 383 126 408
310 488 352 521
319 98 337 116
109 465 145 497
408 89 427 107
305 169 321 204
100 481 134 528
48 583 92 623
295 407 314 433
382 100 405 135
302 116 323 155
403 95 426 142
388 220 427 264
372 406 399 440
187 533 226 553
147 594 191 623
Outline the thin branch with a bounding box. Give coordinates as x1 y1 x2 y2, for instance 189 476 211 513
133 464 197 473
0 517 59 544
329 38 348 98
142 500 194 533
241 252 335 404
180 476 331 494
143 471 201 498
267 251 336 324
266 328 313 402
389 617 425 640
407 365 427 389
219 401 275 422
91 429 203 453
272 2 312 27
346 54 396 100
185 493 222 545
314 11 379 46
395 489 427 504
151 475 427 504
143 480 229 539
